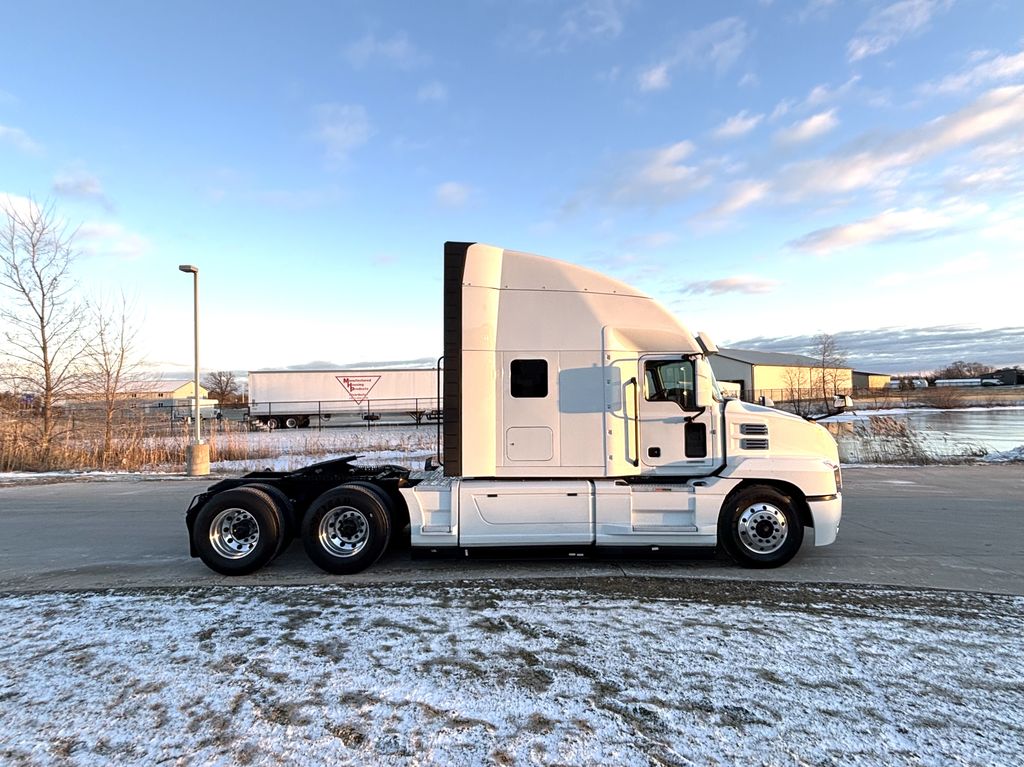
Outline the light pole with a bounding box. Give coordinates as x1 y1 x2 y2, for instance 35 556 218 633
178 264 209 476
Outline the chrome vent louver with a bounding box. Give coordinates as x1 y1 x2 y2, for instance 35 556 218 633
740 438 770 450
739 423 769 435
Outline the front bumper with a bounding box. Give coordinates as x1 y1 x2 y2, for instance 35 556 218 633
808 494 842 546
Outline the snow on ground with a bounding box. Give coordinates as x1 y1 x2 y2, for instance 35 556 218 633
983 445 1024 463
824 404 1024 423
2 580 1022 766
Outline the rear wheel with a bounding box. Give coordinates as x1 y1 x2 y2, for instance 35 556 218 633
242 483 294 559
194 487 282 575
301 484 392 574
285 416 299 429
266 417 280 430
718 486 803 568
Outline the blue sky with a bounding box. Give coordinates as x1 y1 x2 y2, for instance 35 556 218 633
2 0 1023 375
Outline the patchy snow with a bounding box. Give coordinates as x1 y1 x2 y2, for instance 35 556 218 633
983 445 1024 463
1 580 1022 766
823 404 1024 423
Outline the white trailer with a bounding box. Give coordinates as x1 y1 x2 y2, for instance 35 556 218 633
187 242 844 575
248 368 439 428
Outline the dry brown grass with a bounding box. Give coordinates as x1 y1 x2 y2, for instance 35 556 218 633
0 410 289 472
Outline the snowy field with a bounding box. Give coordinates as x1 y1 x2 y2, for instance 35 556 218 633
2 579 1022 766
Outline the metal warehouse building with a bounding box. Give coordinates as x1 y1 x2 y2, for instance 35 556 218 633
709 348 853 403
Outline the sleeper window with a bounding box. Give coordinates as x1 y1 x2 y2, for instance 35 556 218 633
510 359 548 398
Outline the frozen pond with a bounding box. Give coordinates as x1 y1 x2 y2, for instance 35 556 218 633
827 407 1024 463
906 407 1024 453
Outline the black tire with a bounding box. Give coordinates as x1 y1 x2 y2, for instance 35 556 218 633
718 485 804 568
243 483 294 559
266 417 280 430
284 416 299 429
301 484 392 575
194 487 282 575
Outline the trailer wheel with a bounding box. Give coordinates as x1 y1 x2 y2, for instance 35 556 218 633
718 486 804 568
302 484 392 574
194 487 282 575
285 416 299 429
266 417 280 430
243 483 294 559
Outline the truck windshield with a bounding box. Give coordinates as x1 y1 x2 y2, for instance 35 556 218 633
644 359 696 410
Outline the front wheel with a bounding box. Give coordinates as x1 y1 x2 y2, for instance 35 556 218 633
193 487 282 575
718 486 804 568
301 484 392 574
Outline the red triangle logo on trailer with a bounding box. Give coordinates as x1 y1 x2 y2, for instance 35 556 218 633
336 375 381 404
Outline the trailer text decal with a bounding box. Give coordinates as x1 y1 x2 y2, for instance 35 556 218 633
335 375 382 404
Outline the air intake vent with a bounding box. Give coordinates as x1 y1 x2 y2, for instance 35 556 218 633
740 423 769 435
740 438 769 450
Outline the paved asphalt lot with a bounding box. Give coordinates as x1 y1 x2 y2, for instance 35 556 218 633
0 465 1021 595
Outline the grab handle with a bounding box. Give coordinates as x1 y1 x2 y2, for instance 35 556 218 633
626 377 640 467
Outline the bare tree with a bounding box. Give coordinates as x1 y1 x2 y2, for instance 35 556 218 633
202 370 241 404
933 360 994 379
85 293 143 468
0 198 88 458
782 366 814 417
812 333 846 409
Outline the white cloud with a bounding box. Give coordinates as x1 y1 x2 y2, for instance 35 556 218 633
416 81 448 103
0 192 38 220
775 109 839 144
798 0 838 23
610 141 709 205
435 181 471 208
847 0 951 62
805 76 860 107
706 180 771 218
311 104 372 162
78 221 150 261
770 99 794 121
638 64 670 92
52 170 112 210
639 17 751 92
713 110 764 140
787 207 956 254
680 275 780 295
561 0 629 41
928 46 1024 94
0 124 41 153
738 72 759 88
344 32 424 69
781 85 1024 199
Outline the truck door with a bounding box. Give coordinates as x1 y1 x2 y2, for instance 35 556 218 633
638 355 718 475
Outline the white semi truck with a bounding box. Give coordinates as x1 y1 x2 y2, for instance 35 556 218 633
186 242 843 574
248 368 439 429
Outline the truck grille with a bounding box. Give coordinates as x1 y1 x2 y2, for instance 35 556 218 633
740 423 769 435
740 438 769 450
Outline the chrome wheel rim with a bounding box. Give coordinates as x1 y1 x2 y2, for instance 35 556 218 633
737 502 788 554
318 506 369 558
209 508 260 559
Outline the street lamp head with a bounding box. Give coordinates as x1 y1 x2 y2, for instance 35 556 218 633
178 264 198 274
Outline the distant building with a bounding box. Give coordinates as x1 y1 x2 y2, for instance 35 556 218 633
852 371 891 390
62 379 216 420
981 368 1024 386
710 348 852 403
121 379 209 401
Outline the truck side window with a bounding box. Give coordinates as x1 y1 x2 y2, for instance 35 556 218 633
510 359 548 398
644 359 695 410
